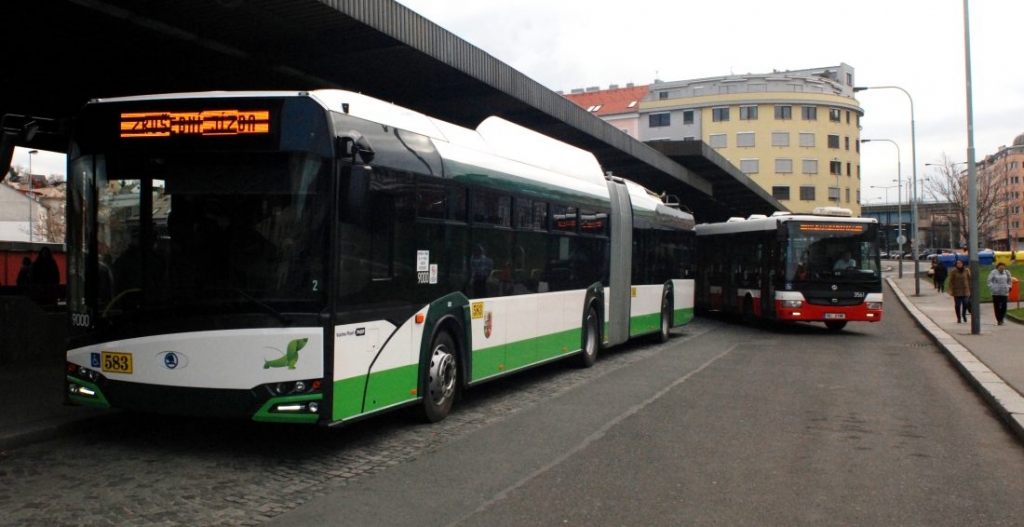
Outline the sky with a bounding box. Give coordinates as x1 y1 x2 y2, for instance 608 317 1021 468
15 1 1023 206
392 0 1024 206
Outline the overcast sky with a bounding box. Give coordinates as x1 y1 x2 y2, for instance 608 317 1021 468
394 0 1023 205
16 1 1023 207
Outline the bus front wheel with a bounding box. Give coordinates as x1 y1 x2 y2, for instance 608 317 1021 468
421 330 458 423
824 320 847 332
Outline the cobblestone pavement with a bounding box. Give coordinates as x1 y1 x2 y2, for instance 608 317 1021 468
0 320 715 526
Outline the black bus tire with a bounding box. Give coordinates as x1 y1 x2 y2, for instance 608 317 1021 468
420 330 458 423
577 306 599 368
824 320 847 332
657 292 672 343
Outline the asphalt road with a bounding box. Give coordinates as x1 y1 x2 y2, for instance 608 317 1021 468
3 283 1024 526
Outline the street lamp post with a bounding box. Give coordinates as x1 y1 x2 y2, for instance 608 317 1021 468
863 138 904 277
855 85 921 295
963 0 981 334
27 149 38 243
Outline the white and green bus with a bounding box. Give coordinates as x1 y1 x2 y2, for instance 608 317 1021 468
64 90 695 426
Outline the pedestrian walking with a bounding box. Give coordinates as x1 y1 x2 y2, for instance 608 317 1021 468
933 258 948 293
949 259 971 323
987 262 1012 326
16 256 33 287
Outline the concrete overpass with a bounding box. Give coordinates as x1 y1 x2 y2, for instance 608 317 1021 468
1 0 782 222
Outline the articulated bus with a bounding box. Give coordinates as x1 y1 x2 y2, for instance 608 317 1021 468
63 90 696 425
694 208 882 331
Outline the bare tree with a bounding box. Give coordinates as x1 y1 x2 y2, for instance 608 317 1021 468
922 153 1009 249
34 200 66 243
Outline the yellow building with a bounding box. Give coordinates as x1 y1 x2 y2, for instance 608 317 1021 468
564 64 865 215
640 64 863 215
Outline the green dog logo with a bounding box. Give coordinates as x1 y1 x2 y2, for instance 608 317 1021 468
264 338 308 369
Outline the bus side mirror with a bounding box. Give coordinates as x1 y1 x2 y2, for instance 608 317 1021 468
337 132 375 164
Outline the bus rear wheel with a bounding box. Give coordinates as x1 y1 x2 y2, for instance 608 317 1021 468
656 292 672 343
577 306 599 368
824 320 847 332
420 330 458 423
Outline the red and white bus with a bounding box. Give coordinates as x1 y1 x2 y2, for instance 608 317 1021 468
695 208 883 331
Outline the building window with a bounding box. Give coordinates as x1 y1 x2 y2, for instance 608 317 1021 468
802 159 818 174
800 186 816 201
844 136 850 150
740 159 759 174
828 186 840 202
709 133 727 148
802 106 817 120
799 132 815 147
845 188 851 203
775 158 793 174
773 186 791 200
740 105 758 120
659 92 668 100
847 162 852 176
737 132 755 147
712 107 730 122
829 160 842 175
829 108 841 122
649 113 670 128
771 132 790 147
683 110 694 124
774 105 792 120
828 134 840 149
846 110 851 123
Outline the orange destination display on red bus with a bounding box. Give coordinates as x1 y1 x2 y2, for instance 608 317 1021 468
120 110 271 138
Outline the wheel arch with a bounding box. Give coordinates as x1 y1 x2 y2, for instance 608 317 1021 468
417 292 471 393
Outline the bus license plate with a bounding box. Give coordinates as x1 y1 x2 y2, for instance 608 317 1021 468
101 351 133 374
824 313 846 320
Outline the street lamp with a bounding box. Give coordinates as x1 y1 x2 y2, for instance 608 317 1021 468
855 84 921 295
863 138 904 277
27 149 38 243
963 0 981 334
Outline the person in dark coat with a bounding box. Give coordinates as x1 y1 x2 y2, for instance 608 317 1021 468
16 256 33 287
31 247 60 285
932 258 948 293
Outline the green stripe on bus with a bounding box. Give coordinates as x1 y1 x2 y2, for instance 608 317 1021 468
472 327 582 382
362 363 419 413
674 307 695 325
630 312 661 336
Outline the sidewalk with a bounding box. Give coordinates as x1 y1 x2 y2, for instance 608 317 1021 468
2 274 1023 452
887 270 1024 443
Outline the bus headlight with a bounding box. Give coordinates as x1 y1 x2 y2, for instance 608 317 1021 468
867 302 882 310
781 300 803 308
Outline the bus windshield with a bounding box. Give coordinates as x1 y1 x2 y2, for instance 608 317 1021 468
783 220 881 283
68 151 331 324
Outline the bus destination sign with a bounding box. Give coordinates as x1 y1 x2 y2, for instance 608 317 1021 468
120 110 271 138
799 223 865 233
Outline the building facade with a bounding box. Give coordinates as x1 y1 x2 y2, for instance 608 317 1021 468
566 64 865 215
975 134 1024 251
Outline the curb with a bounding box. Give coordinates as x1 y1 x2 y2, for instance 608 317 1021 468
887 278 1024 445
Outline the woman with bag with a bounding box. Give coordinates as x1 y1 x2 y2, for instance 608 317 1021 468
949 259 971 324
